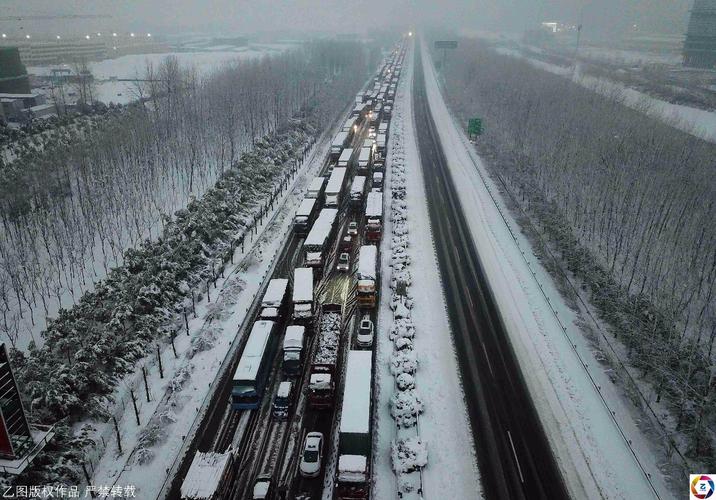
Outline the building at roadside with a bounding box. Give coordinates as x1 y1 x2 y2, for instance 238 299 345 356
0 33 168 66
0 92 51 123
0 47 31 94
684 0 716 68
0 343 54 475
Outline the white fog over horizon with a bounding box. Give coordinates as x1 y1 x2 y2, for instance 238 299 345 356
0 0 691 40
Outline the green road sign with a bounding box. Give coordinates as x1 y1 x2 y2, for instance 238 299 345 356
468 118 483 136
434 40 458 49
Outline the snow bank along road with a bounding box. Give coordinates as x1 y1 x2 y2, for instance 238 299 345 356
419 38 670 500
373 42 481 500
413 44 567 500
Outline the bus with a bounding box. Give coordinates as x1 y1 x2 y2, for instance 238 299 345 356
231 320 279 410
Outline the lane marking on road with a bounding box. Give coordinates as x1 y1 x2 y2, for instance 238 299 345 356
507 430 525 484
481 341 494 378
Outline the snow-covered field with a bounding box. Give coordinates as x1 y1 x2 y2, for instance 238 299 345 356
421 39 673 499
577 45 682 66
87 121 330 499
495 46 716 144
28 44 294 104
373 42 481 499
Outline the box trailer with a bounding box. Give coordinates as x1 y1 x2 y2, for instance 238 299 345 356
292 267 314 322
336 350 372 499
356 245 378 308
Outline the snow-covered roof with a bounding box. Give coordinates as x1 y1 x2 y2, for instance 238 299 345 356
295 197 317 218
376 133 386 145
338 454 367 471
309 373 331 389
342 117 356 130
358 245 377 281
252 481 269 498
293 267 313 303
350 176 366 196
337 454 367 482
326 167 347 194
339 350 372 434
262 278 289 308
358 147 372 164
180 451 232 499
260 307 279 320
365 191 383 219
0 93 41 99
307 176 326 195
337 148 353 166
233 321 275 382
283 325 305 350
304 208 338 249
332 131 349 148
277 381 292 398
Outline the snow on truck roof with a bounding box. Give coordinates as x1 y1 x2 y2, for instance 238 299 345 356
358 147 371 162
338 455 367 481
337 148 353 165
293 267 313 303
262 278 288 308
332 131 349 147
233 321 275 382
358 245 377 280
308 176 325 192
365 191 383 218
181 451 232 499
339 350 372 434
295 197 317 218
351 176 366 195
277 381 292 398
325 167 347 195
304 209 338 248
283 325 305 350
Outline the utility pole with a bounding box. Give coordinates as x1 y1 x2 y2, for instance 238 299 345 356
572 5 585 79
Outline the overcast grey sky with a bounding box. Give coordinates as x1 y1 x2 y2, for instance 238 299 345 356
0 0 691 39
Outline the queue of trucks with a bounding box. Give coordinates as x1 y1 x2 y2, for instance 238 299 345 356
181 38 407 500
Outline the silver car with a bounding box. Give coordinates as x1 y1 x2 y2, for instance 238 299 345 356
357 317 374 348
300 432 323 478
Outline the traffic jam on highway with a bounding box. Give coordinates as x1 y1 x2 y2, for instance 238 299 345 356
178 39 407 500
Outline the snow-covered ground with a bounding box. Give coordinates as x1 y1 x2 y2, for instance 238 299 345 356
577 45 682 66
373 42 481 499
28 44 293 105
87 124 331 499
421 39 673 500
495 46 716 144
